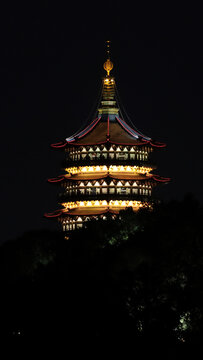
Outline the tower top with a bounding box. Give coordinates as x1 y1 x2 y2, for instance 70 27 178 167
103 40 113 76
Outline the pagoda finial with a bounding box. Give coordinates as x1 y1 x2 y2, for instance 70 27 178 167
103 40 113 76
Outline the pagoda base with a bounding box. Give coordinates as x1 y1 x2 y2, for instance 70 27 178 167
59 212 117 232
58 201 151 232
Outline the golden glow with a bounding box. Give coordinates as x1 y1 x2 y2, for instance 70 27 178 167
103 59 113 76
65 165 152 175
65 165 108 174
62 200 147 210
109 200 143 208
104 77 114 85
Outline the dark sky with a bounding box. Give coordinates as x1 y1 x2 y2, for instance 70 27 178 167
1 2 203 243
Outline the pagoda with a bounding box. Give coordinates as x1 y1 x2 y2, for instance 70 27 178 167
45 44 170 232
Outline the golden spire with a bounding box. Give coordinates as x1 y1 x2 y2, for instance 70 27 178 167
103 40 113 76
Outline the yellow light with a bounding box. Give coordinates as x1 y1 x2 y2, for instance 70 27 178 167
109 165 152 174
65 165 152 175
62 202 76 209
109 200 143 209
62 200 149 211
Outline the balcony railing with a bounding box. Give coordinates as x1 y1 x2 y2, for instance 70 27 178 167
58 192 150 203
62 156 155 169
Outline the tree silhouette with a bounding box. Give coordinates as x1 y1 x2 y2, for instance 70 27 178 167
0 194 202 349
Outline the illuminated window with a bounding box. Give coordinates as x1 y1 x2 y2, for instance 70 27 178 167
102 187 107 194
120 187 126 194
117 152 127 160
132 188 138 194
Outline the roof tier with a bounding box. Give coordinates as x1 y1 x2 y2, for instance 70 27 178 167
51 63 166 150
44 201 150 218
48 173 170 183
51 116 165 148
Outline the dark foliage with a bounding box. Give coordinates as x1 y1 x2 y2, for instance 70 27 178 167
0 194 202 353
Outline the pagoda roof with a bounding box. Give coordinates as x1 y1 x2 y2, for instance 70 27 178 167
63 208 111 216
51 56 166 150
51 116 165 149
48 173 170 183
65 116 151 144
45 207 125 218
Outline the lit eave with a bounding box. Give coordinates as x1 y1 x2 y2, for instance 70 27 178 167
65 165 153 175
61 200 150 211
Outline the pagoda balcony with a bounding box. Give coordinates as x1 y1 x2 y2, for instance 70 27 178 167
61 157 155 169
58 192 150 203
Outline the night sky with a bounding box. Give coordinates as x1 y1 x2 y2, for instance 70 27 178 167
1 2 203 243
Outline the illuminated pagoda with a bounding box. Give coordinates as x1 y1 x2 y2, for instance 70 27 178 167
45 43 170 232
